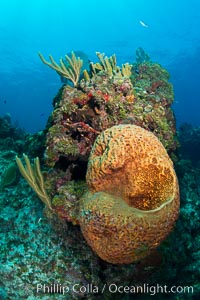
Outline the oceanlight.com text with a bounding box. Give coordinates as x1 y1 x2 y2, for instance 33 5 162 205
36 283 194 296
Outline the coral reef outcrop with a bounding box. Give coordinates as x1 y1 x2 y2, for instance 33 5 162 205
14 49 181 265
44 51 178 171
41 51 179 230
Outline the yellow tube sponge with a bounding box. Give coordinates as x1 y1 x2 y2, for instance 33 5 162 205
79 124 180 264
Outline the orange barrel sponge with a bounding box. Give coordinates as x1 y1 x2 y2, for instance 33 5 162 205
79 124 180 264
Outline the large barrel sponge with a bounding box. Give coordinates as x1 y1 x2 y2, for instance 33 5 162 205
79 124 180 264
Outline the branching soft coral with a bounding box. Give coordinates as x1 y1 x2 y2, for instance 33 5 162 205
39 52 83 87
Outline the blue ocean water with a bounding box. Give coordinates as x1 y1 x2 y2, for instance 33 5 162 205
0 0 199 132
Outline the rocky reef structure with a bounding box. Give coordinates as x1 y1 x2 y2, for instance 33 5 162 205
0 114 25 153
15 49 180 264
0 114 45 193
0 114 46 160
178 123 200 166
1 50 200 299
38 50 179 225
41 51 178 172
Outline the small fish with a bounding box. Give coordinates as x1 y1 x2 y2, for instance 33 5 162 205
3 99 7 104
40 113 45 117
139 20 149 28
